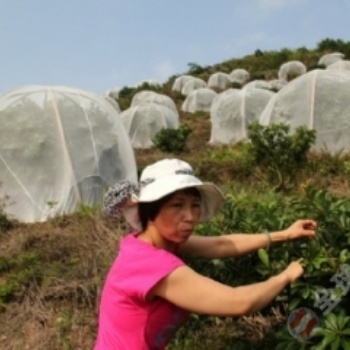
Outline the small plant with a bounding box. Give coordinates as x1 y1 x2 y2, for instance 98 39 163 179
247 121 316 190
0 191 13 232
153 125 192 153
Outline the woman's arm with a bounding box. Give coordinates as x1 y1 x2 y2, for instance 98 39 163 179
180 219 317 259
149 260 303 317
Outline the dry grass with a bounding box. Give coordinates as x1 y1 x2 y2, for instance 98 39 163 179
0 212 124 350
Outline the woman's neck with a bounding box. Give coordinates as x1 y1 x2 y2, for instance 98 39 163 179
137 226 177 252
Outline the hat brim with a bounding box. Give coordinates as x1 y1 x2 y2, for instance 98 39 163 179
124 175 225 230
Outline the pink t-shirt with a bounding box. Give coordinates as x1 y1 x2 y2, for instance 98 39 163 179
94 232 189 350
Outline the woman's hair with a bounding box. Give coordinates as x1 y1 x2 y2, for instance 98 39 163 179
138 187 201 230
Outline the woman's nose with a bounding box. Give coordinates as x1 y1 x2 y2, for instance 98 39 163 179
183 207 196 221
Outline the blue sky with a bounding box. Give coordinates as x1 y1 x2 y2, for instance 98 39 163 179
1 0 349 95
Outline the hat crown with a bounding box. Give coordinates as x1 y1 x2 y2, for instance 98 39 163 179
140 159 193 183
104 158 225 230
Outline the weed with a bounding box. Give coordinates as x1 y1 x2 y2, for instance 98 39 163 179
247 121 316 191
153 124 192 153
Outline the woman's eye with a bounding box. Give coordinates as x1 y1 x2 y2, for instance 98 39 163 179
172 202 182 207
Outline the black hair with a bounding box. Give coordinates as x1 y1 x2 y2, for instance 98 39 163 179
138 187 201 230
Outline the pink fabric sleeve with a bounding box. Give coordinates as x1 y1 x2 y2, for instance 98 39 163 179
115 235 186 301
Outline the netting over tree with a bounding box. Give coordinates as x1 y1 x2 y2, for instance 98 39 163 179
268 79 288 91
104 95 121 112
318 52 344 67
278 60 307 82
131 90 178 114
181 78 207 96
181 88 218 113
259 69 350 154
243 80 271 91
229 68 250 85
0 85 137 222
327 60 350 72
172 75 196 92
106 87 120 100
209 88 275 144
120 103 179 149
207 72 231 89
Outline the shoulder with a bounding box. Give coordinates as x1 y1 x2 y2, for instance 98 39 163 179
117 234 185 275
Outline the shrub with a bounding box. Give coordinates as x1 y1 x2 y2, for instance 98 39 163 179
152 125 192 153
247 122 316 190
0 192 13 233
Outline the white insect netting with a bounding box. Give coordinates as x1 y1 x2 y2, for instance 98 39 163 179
229 68 250 85
243 80 271 91
172 75 196 92
131 90 178 114
318 52 345 67
209 88 275 144
0 85 137 223
327 60 350 72
106 87 120 100
278 61 307 82
207 72 232 89
268 79 288 91
181 78 207 96
120 103 179 149
104 95 121 112
181 88 218 113
259 69 350 154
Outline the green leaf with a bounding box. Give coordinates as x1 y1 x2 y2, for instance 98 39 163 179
341 338 350 350
330 336 341 350
338 315 350 330
301 287 310 299
257 248 270 268
320 333 336 348
288 297 301 310
339 249 349 264
275 341 290 350
325 313 339 331
311 327 328 337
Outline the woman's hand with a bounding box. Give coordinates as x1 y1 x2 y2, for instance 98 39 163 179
284 219 317 241
282 259 305 283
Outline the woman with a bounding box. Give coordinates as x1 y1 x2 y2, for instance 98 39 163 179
94 158 317 350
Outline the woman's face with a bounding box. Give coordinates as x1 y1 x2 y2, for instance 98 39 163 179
152 189 201 244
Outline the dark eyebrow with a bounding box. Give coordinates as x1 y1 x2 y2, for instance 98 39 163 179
171 194 200 201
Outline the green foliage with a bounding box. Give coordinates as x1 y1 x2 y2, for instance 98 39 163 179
0 212 12 232
316 38 350 55
173 183 350 348
0 191 13 233
247 122 316 190
55 307 74 349
206 144 254 168
187 62 208 75
0 282 15 306
0 252 43 308
75 203 100 218
152 124 192 153
191 110 210 119
311 311 350 350
309 150 350 177
230 81 243 89
118 86 135 98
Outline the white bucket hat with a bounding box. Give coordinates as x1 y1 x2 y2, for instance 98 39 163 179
103 158 225 231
